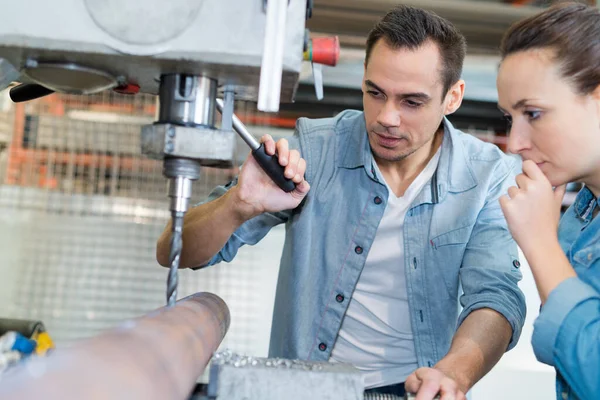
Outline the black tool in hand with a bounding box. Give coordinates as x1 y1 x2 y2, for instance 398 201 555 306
215 98 296 193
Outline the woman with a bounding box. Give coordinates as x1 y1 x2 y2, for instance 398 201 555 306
497 3 600 399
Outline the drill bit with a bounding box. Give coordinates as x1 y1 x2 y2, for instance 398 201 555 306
164 169 195 308
167 211 184 307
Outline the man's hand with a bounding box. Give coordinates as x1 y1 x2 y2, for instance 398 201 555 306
499 159 566 255
233 134 310 220
405 367 466 400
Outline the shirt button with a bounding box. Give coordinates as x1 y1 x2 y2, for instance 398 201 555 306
513 260 521 268
355 246 363 254
561 391 568 400
318 343 327 351
336 294 344 303
588 253 593 261
374 196 382 205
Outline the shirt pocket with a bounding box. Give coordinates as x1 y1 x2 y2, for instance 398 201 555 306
572 240 600 268
571 241 600 289
430 225 472 298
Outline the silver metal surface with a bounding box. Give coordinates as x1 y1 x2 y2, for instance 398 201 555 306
23 61 120 94
158 75 218 127
0 0 306 101
168 176 193 213
215 99 259 151
258 0 289 112
221 86 235 132
207 351 364 400
84 0 205 46
141 124 236 167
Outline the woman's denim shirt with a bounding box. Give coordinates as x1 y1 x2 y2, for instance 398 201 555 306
533 186 600 400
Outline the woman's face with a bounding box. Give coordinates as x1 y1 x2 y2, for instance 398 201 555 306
497 48 600 191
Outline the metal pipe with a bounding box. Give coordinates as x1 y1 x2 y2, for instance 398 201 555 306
258 0 288 112
0 292 230 400
221 85 235 132
215 98 259 151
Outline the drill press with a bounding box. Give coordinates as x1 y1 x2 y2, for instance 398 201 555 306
143 73 301 306
0 0 339 307
143 74 236 307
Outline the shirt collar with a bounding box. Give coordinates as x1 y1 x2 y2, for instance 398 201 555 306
573 186 597 222
337 114 477 202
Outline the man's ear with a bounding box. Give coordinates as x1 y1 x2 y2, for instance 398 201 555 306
590 83 600 122
362 61 367 91
444 79 465 115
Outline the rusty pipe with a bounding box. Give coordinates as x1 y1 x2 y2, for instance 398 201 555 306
0 292 230 400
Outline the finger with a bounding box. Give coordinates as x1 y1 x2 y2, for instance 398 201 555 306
285 150 300 179
554 183 567 207
438 378 459 400
293 158 307 183
415 378 441 400
522 159 546 181
293 180 310 195
457 391 466 400
405 372 422 394
515 173 529 189
260 134 276 155
276 138 289 166
507 186 519 199
499 194 510 213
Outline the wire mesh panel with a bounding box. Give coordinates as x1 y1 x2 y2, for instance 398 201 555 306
0 89 288 367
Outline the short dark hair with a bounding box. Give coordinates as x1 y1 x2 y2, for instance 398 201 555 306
500 2 600 95
365 5 467 96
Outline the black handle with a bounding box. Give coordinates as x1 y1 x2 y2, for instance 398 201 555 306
252 143 296 193
9 83 55 103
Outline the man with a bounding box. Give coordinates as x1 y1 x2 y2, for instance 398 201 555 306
157 5 526 399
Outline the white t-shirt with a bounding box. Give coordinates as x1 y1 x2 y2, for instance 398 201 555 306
330 148 441 388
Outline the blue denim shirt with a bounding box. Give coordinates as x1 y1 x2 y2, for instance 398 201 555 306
532 186 600 400
200 110 526 368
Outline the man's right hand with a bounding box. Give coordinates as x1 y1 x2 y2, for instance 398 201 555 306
231 134 310 221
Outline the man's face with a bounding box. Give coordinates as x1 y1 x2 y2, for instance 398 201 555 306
362 39 462 164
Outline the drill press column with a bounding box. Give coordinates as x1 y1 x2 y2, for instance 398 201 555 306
143 73 236 306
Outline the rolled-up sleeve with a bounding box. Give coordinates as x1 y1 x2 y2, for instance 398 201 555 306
457 158 527 350
532 277 600 399
200 200 291 267
195 134 303 269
